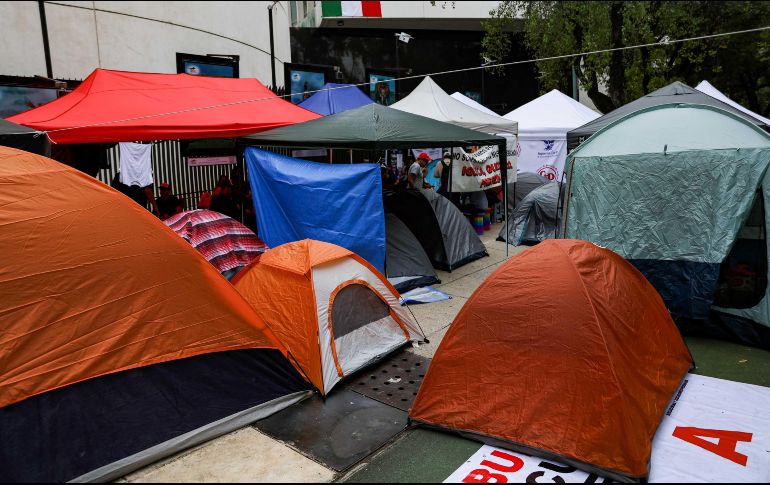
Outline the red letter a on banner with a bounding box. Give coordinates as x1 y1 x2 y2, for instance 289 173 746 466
673 427 753 466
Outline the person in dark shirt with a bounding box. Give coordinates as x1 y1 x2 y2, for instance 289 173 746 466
433 152 452 197
111 171 159 216
381 165 397 189
157 182 184 220
209 179 240 220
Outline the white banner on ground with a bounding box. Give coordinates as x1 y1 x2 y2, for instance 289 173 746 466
516 138 567 182
450 145 517 193
444 374 770 483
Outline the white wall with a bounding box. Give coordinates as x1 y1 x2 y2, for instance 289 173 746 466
0 2 48 77
0 1 291 86
380 1 502 19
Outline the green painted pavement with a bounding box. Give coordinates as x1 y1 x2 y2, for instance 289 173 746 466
687 336 770 387
338 428 480 483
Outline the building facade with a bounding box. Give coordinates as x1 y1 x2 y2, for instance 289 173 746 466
0 1 291 116
287 0 539 114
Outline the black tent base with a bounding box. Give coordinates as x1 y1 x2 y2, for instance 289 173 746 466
392 275 442 294
435 250 489 272
676 312 770 350
0 349 311 483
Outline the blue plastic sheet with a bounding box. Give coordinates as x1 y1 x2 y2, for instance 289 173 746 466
246 147 386 271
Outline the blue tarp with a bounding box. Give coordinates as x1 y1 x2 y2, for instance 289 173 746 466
246 147 386 271
298 83 373 116
425 159 440 190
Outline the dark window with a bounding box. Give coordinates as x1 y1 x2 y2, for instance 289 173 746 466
714 191 768 308
176 53 239 78
331 284 390 338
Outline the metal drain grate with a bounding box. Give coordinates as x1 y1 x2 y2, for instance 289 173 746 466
253 389 407 472
345 351 430 412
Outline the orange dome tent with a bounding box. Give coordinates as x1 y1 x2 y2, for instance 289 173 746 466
233 239 425 395
0 147 311 482
410 239 693 482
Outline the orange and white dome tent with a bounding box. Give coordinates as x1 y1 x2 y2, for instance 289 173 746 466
409 239 693 482
233 239 425 395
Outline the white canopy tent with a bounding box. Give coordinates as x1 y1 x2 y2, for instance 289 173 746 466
392 76 518 197
504 89 600 181
392 76 518 136
450 92 500 117
695 80 770 126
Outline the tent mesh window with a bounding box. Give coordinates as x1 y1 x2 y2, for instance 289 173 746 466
715 191 768 308
331 284 391 338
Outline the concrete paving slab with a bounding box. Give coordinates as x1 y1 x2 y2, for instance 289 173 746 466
437 264 505 299
405 294 468 337
433 252 512 286
408 325 452 359
123 428 334 483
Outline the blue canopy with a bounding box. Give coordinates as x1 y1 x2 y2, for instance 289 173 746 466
298 83 373 116
245 147 386 271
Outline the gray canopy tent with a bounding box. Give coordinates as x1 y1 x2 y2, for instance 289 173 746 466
567 81 770 151
240 103 511 257
0 119 49 155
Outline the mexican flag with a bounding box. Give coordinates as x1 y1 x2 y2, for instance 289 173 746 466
322 1 382 17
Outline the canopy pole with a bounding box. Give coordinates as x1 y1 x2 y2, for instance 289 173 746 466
499 140 508 258
237 147 245 225
349 149 353 164
449 147 453 193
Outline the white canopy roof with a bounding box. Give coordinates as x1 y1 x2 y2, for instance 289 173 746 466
449 92 499 117
504 89 600 140
391 77 517 135
695 80 770 126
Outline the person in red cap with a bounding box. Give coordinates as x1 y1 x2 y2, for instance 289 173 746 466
408 152 433 190
157 182 184 220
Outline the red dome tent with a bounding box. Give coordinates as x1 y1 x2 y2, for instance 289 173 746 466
410 239 693 482
7 69 319 143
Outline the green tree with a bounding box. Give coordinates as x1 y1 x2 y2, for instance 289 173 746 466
483 1 770 115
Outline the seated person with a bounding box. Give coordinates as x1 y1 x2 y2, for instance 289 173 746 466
209 179 240 220
157 182 184 220
111 171 159 216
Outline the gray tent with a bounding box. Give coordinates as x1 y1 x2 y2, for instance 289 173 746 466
423 189 487 270
567 81 770 151
0 119 49 155
511 172 550 209
499 182 560 246
384 189 487 271
385 213 440 293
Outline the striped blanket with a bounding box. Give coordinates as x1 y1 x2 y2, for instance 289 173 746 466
165 209 267 274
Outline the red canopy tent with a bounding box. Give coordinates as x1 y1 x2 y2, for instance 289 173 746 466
8 69 319 144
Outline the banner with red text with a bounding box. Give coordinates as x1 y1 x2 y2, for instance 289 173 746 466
445 374 770 483
516 138 567 182
450 144 517 192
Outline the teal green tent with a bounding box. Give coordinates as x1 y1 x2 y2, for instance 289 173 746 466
562 103 770 347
